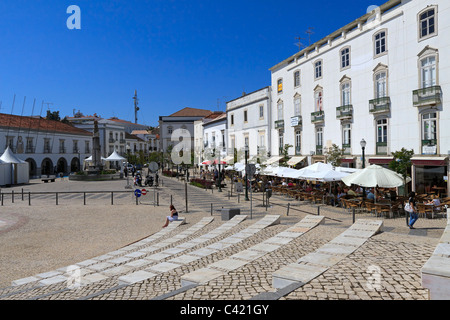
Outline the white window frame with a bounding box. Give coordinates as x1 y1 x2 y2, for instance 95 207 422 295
340 46 351 71
376 118 388 143
314 59 323 80
342 123 351 146
259 105 264 119
314 87 323 112
422 112 437 141
295 129 301 155
374 29 388 58
277 100 284 121
316 127 323 147
418 6 438 41
293 94 301 116
294 70 301 88
420 55 437 89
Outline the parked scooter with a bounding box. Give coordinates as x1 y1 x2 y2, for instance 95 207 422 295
145 174 154 187
134 172 143 187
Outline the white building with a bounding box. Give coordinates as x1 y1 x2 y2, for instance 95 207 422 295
226 87 273 164
0 113 92 178
202 112 228 164
269 0 449 194
159 107 213 154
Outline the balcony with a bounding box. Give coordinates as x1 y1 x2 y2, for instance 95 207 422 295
311 110 325 123
290 116 302 127
275 120 285 129
342 144 351 155
109 138 116 143
336 105 353 120
413 86 442 107
376 141 388 155
316 145 323 155
422 139 437 155
369 97 391 114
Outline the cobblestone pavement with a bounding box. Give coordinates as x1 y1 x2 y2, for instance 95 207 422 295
0 174 446 300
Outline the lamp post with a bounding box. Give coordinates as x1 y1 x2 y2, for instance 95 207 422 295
218 151 222 192
360 138 366 199
245 144 249 201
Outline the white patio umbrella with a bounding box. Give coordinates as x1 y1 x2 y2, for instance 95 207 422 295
341 164 410 188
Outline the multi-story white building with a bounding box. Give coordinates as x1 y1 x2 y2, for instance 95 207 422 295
0 113 92 177
269 0 449 194
159 107 213 153
202 112 228 163
226 87 273 164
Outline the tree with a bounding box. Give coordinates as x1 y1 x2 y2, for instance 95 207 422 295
389 148 414 196
325 144 345 167
279 144 293 167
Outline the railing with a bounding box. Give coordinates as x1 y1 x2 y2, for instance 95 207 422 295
342 144 351 155
376 141 388 155
413 86 442 107
369 97 391 113
311 110 325 123
336 105 353 119
275 120 285 129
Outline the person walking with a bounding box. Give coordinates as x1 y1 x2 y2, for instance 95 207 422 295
162 205 179 228
407 191 418 229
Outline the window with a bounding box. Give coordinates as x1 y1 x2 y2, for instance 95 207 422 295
341 47 350 70
26 137 34 153
85 141 90 153
244 135 249 149
168 126 173 134
294 70 300 87
314 88 323 111
419 7 437 40
342 123 351 146
279 131 284 153
259 105 264 119
244 110 248 122
314 60 322 80
277 78 283 93
377 119 388 143
316 127 323 155
375 71 387 98
277 100 284 120
374 30 387 57
295 130 301 154
44 138 51 153
422 112 437 142
230 114 234 126
294 95 301 116
341 81 351 106
420 56 436 88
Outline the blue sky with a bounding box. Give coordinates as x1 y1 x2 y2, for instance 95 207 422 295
0 0 386 127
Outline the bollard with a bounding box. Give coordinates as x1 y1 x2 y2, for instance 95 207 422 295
317 206 320 216
287 203 290 216
352 208 355 223
263 192 265 207
111 192 114 205
22 188 24 201
28 192 31 206
238 193 240 203
211 203 213 216
84 192 86 205
12 190 14 203
157 193 159 206
170 195 173 206
56 192 58 205
185 182 188 213
1 193 3 206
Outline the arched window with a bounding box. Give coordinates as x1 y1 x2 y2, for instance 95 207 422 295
418 6 438 41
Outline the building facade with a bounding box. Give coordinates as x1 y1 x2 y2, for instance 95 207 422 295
226 87 272 164
269 0 449 194
0 113 92 178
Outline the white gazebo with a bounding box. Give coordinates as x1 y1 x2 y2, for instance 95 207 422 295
105 150 126 171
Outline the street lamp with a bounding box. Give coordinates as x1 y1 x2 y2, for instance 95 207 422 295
218 151 222 192
244 144 249 201
360 138 366 199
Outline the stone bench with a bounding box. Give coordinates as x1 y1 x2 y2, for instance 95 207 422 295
271 219 383 291
41 175 56 183
421 209 450 299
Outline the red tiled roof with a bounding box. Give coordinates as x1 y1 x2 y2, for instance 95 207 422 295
169 107 213 117
0 113 92 136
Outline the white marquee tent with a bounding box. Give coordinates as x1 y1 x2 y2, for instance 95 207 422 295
0 147 29 185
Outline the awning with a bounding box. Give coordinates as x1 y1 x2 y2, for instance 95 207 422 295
263 156 283 166
341 157 356 163
368 157 393 165
222 155 234 163
411 156 448 166
287 156 306 166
